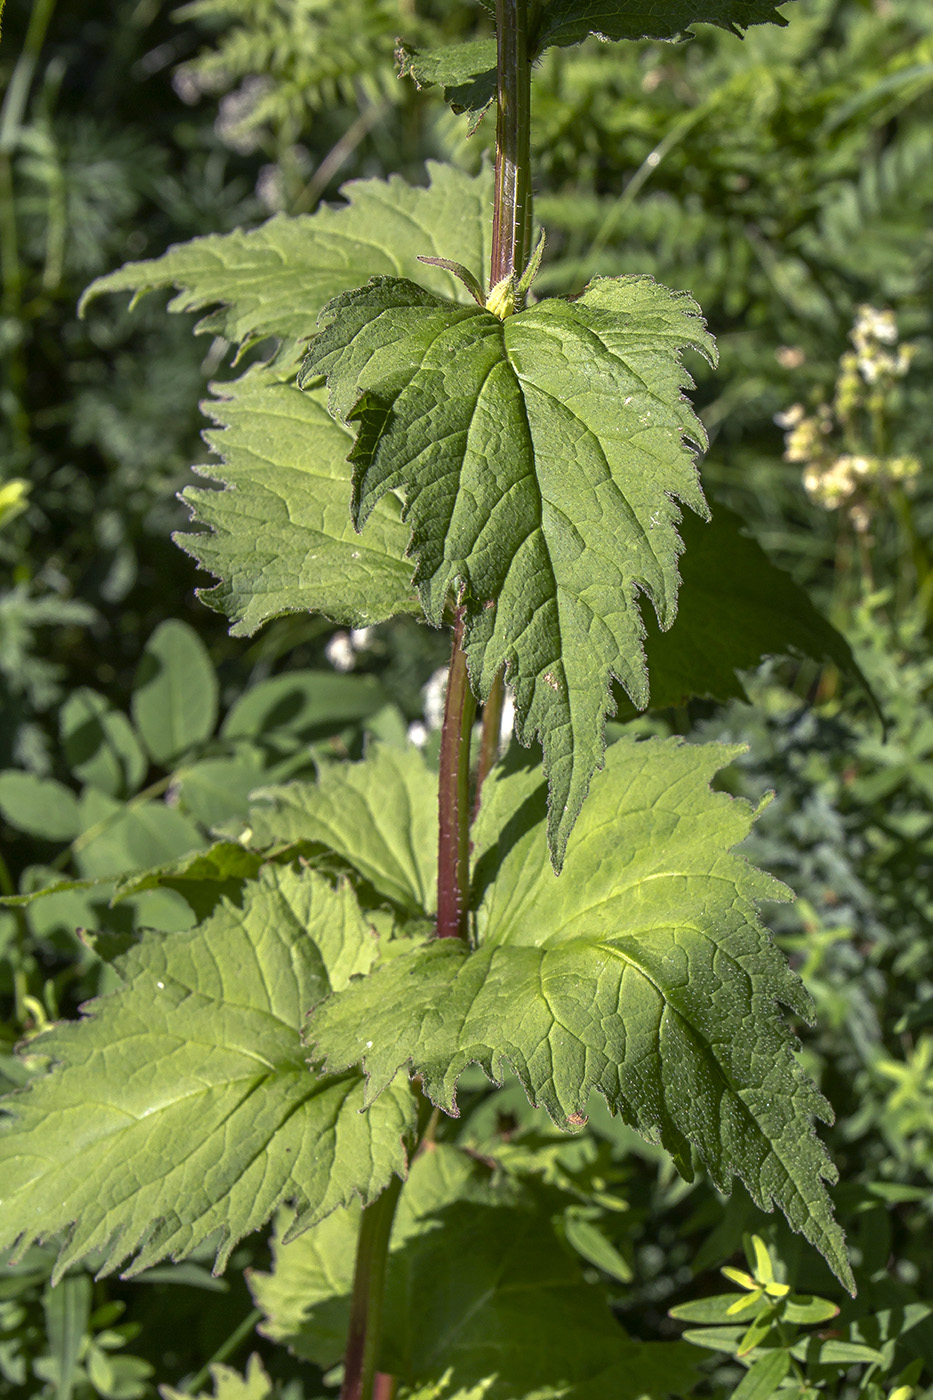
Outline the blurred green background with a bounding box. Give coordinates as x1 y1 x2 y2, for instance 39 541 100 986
1 1 933 1396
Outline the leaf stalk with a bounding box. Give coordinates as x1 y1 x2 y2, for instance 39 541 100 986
340 1174 403 1400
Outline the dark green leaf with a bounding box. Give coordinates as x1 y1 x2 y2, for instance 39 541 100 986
631 502 870 712
531 0 795 51
304 274 714 867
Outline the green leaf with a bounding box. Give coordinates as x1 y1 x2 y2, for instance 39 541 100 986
308 736 853 1290
632 502 869 712
402 5 797 133
178 372 417 635
131 620 218 765
60 689 146 799
73 789 202 879
109 841 265 912
161 1356 273 1400
80 163 494 353
175 753 267 828
530 0 796 51
396 40 498 133
670 1294 757 1325
303 274 714 867
221 670 391 741
729 1349 790 1400
250 743 437 914
782 1295 839 1325
252 1144 699 1399
0 772 81 842
0 866 414 1280
563 1212 633 1283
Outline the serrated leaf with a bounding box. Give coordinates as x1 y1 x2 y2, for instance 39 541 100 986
110 841 265 913
131 620 218 765
0 772 81 842
178 372 416 634
0 866 414 1281
253 1144 698 1400
250 743 437 914
632 502 869 712
60 689 147 799
303 274 714 867
397 40 498 133
308 736 853 1290
80 163 494 351
530 0 795 51
404 4 797 132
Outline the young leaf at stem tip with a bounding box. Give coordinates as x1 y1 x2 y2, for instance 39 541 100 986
301 272 716 869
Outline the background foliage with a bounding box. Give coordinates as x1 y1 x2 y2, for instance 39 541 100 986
1 0 932 1395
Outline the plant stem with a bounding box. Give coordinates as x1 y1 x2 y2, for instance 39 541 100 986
341 1174 404 1400
436 608 477 941
473 0 534 815
474 671 505 817
491 0 533 286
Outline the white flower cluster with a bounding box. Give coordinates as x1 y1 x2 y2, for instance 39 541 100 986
850 304 916 385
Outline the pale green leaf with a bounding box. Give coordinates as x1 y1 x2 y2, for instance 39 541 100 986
60 689 147 798
308 736 853 1290
131 620 218 765
250 743 437 914
175 753 267 828
0 772 81 842
252 1144 698 1399
303 274 714 867
0 866 414 1281
161 1355 272 1400
178 372 416 634
80 163 494 351
74 789 202 879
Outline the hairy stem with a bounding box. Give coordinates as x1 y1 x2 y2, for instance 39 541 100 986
341 1175 404 1400
491 0 533 286
474 0 534 814
436 608 477 941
